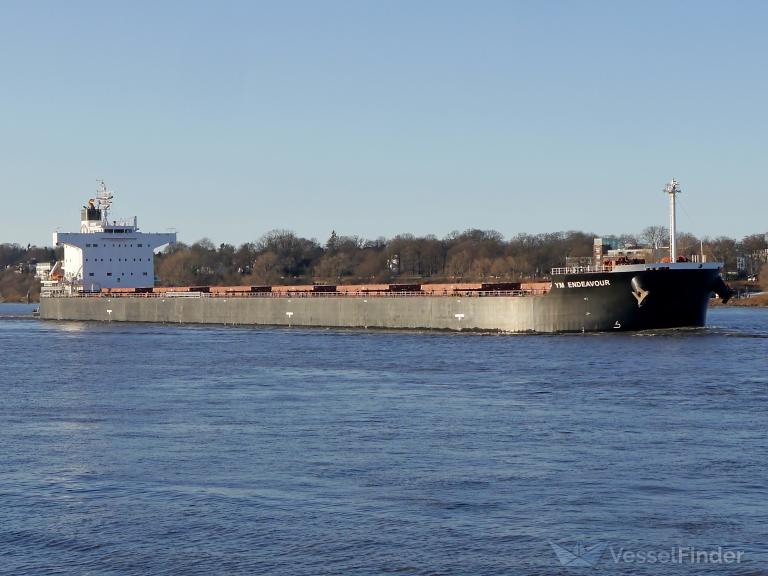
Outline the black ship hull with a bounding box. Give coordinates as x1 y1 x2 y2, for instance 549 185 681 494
544 265 727 332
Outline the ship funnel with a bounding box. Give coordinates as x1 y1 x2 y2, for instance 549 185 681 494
711 275 733 304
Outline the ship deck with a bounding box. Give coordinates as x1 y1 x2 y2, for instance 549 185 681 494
46 288 549 300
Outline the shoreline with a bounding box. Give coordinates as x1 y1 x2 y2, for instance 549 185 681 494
711 294 768 308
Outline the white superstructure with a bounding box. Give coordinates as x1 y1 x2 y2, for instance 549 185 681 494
53 181 176 292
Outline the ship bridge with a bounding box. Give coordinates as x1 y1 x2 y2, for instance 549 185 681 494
53 181 176 292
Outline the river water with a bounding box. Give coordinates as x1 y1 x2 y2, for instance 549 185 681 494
1 305 767 575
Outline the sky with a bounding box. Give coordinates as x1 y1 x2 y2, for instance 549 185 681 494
0 0 766 247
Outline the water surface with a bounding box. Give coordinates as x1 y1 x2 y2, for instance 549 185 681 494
1 306 767 575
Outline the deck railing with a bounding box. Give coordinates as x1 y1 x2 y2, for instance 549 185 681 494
551 265 613 275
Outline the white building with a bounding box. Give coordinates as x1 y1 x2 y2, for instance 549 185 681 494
53 182 176 291
34 262 52 278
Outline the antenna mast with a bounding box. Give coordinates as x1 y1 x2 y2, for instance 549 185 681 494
664 178 681 262
95 180 114 223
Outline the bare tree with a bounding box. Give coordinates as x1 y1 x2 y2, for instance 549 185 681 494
677 232 701 259
706 236 739 273
640 226 669 249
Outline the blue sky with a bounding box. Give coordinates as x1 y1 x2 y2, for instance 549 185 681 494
1 1 765 246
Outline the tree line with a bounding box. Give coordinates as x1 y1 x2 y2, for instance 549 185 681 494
1 226 765 301
0 244 60 301
154 227 768 287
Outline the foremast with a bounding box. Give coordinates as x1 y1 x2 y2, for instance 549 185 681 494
664 178 682 262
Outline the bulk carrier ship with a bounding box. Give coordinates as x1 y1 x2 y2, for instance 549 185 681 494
39 180 731 332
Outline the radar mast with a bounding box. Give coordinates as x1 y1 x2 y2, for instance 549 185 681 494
95 180 114 223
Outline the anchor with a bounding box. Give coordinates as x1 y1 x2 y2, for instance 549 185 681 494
630 276 650 308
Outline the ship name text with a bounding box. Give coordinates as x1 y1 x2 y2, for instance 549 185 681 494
554 279 611 289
